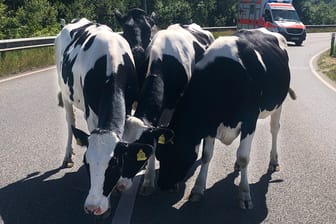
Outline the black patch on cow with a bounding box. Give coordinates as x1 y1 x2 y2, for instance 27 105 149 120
83 35 96 51
157 31 290 189
134 55 188 126
69 22 94 39
193 41 205 64
83 53 137 134
234 29 290 111
103 156 122 196
74 30 91 49
61 54 77 101
83 55 107 119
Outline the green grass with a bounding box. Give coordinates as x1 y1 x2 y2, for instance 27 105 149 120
318 50 336 81
0 47 55 78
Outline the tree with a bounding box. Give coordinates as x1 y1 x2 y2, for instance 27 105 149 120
154 0 192 28
15 0 59 37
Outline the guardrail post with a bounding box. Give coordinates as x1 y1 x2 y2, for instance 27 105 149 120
1 52 5 60
331 33 335 56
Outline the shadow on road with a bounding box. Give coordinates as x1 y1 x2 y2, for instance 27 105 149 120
0 166 98 224
132 168 282 224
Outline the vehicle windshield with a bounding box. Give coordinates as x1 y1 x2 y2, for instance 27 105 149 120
272 9 300 22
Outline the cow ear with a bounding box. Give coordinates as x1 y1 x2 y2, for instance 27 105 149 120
129 143 153 162
71 126 89 147
152 128 174 145
114 9 125 24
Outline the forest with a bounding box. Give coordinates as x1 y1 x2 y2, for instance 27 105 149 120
0 0 336 39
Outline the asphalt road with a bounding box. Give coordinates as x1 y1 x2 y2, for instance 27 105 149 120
0 33 335 224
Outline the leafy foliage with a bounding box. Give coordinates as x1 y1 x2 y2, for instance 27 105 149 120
0 0 335 39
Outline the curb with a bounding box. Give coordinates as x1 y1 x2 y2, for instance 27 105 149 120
309 48 336 93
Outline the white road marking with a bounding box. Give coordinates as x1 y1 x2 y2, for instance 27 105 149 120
0 66 56 84
309 48 336 93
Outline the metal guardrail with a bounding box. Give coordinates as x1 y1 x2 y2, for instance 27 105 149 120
0 25 335 53
0 36 56 52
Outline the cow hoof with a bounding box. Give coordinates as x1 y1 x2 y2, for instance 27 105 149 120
189 192 203 202
268 163 280 172
139 186 155 196
239 199 253 210
62 160 74 168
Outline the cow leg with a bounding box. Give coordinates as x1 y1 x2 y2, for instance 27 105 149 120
140 153 156 196
62 98 75 168
269 106 282 172
189 136 215 202
139 108 176 196
237 128 255 210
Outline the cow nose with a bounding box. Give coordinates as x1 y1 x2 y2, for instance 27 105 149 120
116 183 126 192
84 205 103 216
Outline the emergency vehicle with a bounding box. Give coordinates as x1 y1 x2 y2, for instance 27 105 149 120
237 0 306 45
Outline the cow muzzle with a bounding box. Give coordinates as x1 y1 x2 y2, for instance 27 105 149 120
84 194 110 216
116 177 132 192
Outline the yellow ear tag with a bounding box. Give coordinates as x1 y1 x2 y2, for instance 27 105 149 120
137 149 147 161
75 138 83 146
158 134 165 144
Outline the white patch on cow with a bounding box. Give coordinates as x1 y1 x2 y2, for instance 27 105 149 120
123 116 150 142
257 28 287 51
196 36 244 70
254 50 267 72
84 131 119 215
216 122 242 145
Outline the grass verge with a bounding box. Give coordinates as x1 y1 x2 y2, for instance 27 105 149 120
317 50 336 81
0 47 55 78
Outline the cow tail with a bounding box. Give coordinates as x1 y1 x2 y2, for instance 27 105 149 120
288 87 297 100
58 92 64 107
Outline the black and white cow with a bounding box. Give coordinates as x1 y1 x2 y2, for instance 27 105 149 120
115 8 157 88
55 18 154 215
152 28 296 209
122 23 215 195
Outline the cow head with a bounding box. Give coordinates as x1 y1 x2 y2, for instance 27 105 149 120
115 8 157 85
123 116 174 147
123 116 191 191
71 126 153 216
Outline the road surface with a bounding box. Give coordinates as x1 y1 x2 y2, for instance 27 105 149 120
0 33 335 224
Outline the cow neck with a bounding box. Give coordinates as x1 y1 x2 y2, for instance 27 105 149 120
96 85 126 137
134 73 164 127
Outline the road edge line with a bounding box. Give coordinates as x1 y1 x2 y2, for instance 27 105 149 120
309 48 336 93
0 66 56 84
